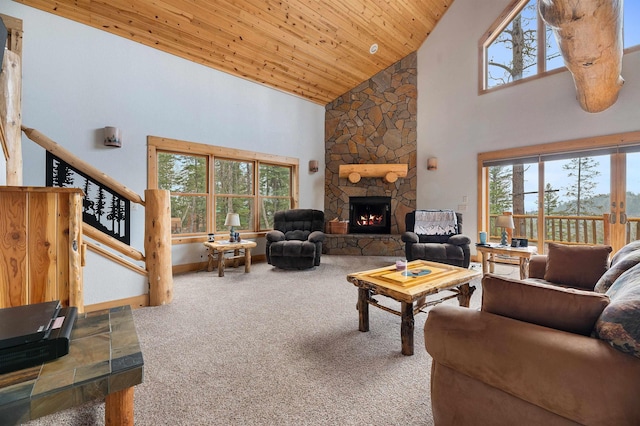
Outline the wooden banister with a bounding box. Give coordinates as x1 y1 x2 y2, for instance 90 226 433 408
83 224 145 262
85 242 147 276
21 126 145 205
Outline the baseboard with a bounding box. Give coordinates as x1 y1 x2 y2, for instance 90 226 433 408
173 255 267 274
85 294 149 312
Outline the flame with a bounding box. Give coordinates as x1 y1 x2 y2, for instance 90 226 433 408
356 213 383 226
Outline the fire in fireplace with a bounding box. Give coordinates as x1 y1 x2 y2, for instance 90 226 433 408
349 196 391 234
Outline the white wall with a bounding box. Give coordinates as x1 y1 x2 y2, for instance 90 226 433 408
1 3 325 304
417 0 640 250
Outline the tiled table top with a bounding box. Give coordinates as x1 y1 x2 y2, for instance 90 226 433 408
0 306 144 425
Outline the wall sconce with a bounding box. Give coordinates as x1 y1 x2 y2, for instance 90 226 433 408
309 160 319 173
427 157 438 171
104 126 122 148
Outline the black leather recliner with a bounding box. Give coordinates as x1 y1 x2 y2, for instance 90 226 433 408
266 209 325 270
401 210 471 268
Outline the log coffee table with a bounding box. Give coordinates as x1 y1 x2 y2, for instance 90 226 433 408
347 260 480 355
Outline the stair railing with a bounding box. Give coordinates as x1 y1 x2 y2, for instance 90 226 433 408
22 126 173 306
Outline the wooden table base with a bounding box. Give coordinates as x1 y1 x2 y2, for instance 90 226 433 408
204 241 257 277
357 282 475 356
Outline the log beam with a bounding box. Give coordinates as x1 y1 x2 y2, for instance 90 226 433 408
0 50 22 183
539 0 624 113
339 164 408 184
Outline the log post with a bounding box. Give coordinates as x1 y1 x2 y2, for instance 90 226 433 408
539 0 624 113
144 189 173 305
68 191 84 313
0 49 22 184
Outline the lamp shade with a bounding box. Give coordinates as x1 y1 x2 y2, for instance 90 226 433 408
224 213 241 227
495 215 515 229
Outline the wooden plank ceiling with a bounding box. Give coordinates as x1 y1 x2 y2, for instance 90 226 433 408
14 0 453 104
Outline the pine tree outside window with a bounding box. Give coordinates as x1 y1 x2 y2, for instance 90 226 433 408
149 137 298 237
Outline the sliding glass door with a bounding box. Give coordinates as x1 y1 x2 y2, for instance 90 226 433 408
479 131 640 255
542 153 611 246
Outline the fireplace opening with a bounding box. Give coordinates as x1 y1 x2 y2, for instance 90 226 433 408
349 196 391 234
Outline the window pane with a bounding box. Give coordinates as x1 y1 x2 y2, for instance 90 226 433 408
626 153 640 241
544 156 610 244
544 25 564 71
488 164 538 242
170 195 207 234
486 0 538 88
216 197 254 232
259 164 291 196
215 159 253 195
158 152 207 193
259 197 291 229
624 2 640 49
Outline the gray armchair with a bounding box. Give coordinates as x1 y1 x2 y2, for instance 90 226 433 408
401 210 470 268
266 209 325 270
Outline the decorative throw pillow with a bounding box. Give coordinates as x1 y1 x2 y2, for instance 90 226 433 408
482 274 609 336
595 263 640 359
595 251 640 293
544 243 611 290
610 240 640 266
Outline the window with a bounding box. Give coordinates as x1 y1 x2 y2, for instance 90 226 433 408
481 0 639 91
258 163 292 229
625 3 640 49
148 137 298 237
214 159 254 234
158 152 208 234
478 131 640 253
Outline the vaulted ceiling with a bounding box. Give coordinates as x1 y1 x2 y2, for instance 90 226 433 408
14 0 454 105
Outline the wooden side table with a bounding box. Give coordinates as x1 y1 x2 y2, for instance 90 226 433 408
204 240 258 277
476 245 538 279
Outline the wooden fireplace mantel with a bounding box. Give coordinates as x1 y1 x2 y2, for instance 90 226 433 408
339 164 408 183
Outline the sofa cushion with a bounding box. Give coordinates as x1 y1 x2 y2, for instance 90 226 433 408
595 250 640 293
285 230 311 241
595 262 640 358
269 240 316 258
544 243 611 290
482 274 610 336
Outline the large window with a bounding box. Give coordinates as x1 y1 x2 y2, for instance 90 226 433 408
478 131 640 254
481 0 639 91
148 137 298 237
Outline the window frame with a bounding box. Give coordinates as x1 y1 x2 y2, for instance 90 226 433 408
478 0 640 94
148 136 299 242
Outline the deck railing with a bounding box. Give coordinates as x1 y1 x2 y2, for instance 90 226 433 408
490 214 640 246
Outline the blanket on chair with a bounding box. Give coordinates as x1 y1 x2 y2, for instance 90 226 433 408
414 210 458 235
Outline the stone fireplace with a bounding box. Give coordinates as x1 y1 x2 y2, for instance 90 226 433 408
323 53 418 255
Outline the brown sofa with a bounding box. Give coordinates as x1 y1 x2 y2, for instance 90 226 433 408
424 241 640 426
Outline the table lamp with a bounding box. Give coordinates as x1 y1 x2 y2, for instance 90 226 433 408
495 214 515 246
224 212 241 242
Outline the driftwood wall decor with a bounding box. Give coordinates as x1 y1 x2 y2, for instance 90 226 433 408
539 0 624 113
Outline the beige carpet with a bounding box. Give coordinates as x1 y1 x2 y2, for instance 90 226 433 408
26 256 518 426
